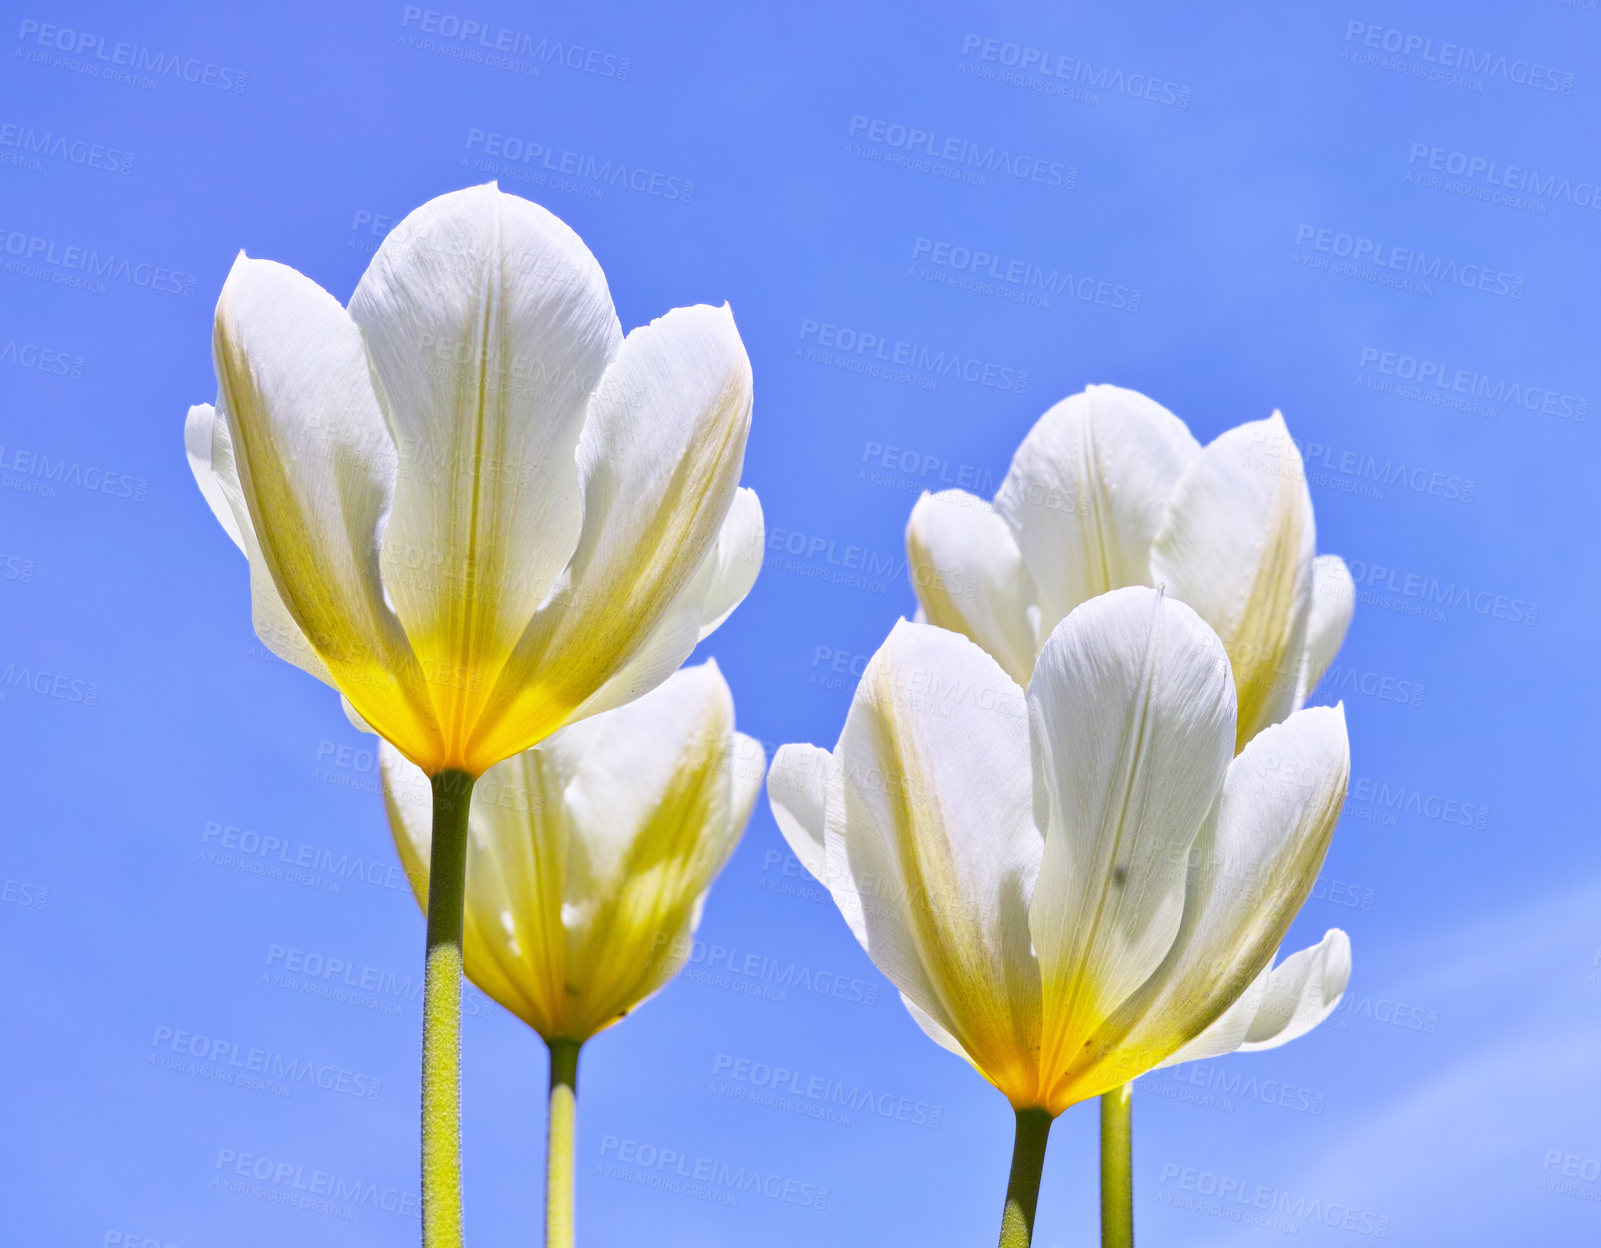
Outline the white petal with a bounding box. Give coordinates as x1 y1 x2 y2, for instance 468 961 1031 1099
185 402 334 684
184 403 245 552
544 660 751 1032
546 487 760 727
1103 704 1350 1078
1239 929 1351 1050
351 184 622 713
341 695 374 734
548 661 736 871
827 619 1043 1102
1026 586 1236 1087
905 490 1039 685
378 739 443 908
901 991 980 1066
471 302 754 766
212 255 435 756
1156 962 1272 1068
994 385 1199 637
1163 930 1350 1065
696 487 765 639
726 731 767 848
1151 411 1316 749
1299 555 1354 701
766 743 834 884
555 596 705 728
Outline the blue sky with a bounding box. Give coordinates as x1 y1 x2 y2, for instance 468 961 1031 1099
3 2 1598 1244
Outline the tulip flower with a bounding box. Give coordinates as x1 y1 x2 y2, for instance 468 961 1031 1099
184 183 761 1247
906 384 1353 752
767 589 1349 1247
905 385 1354 1238
382 660 761 1247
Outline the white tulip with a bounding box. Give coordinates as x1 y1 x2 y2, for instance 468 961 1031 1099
186 182 762 780
381 660 762 1046
769 589 1349 1114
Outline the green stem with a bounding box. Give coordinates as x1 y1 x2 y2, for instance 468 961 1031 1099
423 769 475 1248
997 1107 1054 1247
546 1039 582 1248
1100 1084 1134 1248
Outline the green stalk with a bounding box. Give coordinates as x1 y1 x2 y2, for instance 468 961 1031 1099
997 1107 1054 1247
545 1039 582 1248
423 769 475 1248
1100 1084 1134 1248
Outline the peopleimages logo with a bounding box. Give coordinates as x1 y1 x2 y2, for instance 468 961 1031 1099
14 19 249 93
1348 776 1489 830
1407 142 1601 211
911 237 1141 312
0 122 134 174
711 1053 943 1128
798 320 1028 394
150 1025 384 1101
463 128 694 203
1246 425 1475 505
845 116 1075 189
212 1147 418 1218
1343 21 1574 94
1156 1163 1390 1236
0 444 148 501
1341 557 1538 627
598 1135 829 1210
398 7 631 79
0 336 85 379
1293 224 1524 299
957 35 1191 108
1357 347 1588 422
0 227 197 297
650 933 881 1006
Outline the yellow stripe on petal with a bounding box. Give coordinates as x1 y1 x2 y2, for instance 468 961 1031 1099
212 254 442 769
465 303 753 775
826 621 1045 1109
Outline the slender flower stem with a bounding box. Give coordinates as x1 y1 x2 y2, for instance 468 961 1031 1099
423 769 476 1248
546 1039 582 1248
1100 1084 1134 1248
997 1107 1054 1248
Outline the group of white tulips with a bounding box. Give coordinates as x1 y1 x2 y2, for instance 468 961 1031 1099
186 184 1355 1248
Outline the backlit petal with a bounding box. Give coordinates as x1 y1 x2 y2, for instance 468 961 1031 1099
1025 587 1235 1110
1298 555 1355 702
350 183 622 770
826 620 1043 1106
185 402 332 684
1160 930 1349 1065
1238 929 1351 1050
901 992 980 1066
994 385 1199 637
1155 961 1272 1068
553 484 764 727
1151 412 1315 750
905 490 1038 685
767 743 834 885
536 661 749 1038
695 487 765 639
468 302 753 773
212 254 439 765
1086 704 1349 1091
